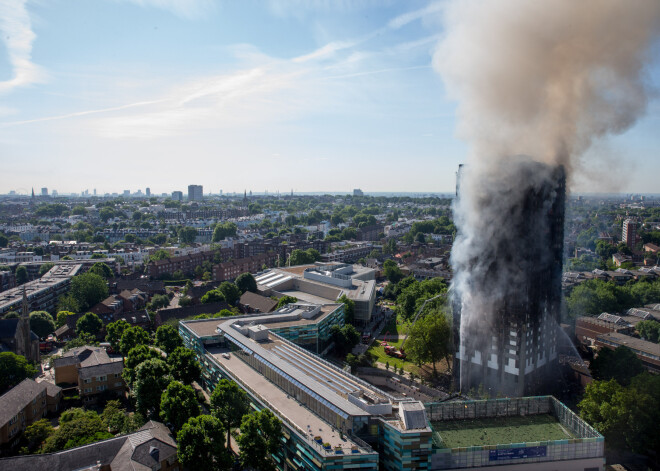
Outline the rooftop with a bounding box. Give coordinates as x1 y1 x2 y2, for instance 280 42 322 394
0 379 46 426
431 414 574 449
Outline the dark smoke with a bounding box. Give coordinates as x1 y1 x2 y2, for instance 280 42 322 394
435 0 660 393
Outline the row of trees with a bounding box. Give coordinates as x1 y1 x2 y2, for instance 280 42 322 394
565 278 660 318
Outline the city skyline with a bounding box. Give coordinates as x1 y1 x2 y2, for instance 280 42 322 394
1 0 660 195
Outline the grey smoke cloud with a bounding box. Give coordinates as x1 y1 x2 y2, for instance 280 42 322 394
434 0 660 172
436 0 660 393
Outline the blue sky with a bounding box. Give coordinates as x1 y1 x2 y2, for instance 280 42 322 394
0 0 658 195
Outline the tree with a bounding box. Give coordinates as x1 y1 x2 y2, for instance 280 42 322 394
405 310 452 375
123 344 162 388
177 415 232 471
15 265 28 285
148 293 170 310
590 346 645 386
155 324 183 354
167 347 201 385
24 418 54 451
212 222 237 242
218 281 241 305
288 249 318 266
237 409 283 471
76 312 103 337
275 295 297 309
38 262 55 277
57 294 80 313
55 311 75 328
337 294 355 324
42 409 112 452
636 319 660 342
211 379 250 450
62 332 97 350
29 311 56 339
178 226 198 244
120 326 150 357
330 324 361 356
0 352 37 393
101 400 127 433
579 375 660 453
160 381 201 431
88 262 113 279
383 259 403 283
105 319 130 352
70 272 109 311
201 289 224 304
235 272 257 293
134 358 172 418
0 233 8 248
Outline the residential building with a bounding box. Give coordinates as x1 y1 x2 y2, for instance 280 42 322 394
0 420 178 470
622 218 638 248
0 379 48 448
171 190 183 201
0 271 15 293
238 290 278 314
53 346 125 401
0 264 82 315
353 188 364 196
213 253 277 282
595 332 660 373
188 184 203 202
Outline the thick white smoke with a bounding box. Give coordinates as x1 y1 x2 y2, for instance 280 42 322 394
435 0 660 392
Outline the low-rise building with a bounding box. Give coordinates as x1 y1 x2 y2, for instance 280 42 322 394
0 379 48 449
53 346 125 402
595 332 660 373
0 420 179 470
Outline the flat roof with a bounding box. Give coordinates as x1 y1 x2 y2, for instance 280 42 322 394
431 414 574 449
597 332 660 357
208 347 362 452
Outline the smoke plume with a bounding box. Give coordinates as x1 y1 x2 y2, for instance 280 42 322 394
436 0 660 393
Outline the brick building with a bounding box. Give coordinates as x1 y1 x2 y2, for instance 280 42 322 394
0 379 48 449
213 253 278 282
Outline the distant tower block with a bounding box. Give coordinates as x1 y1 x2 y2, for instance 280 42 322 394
188 184 203 202
455 162 565 397
41 188 48 196
353 189 364 197
622 218 638 248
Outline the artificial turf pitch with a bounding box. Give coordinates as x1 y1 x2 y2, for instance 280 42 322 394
431 414 574 448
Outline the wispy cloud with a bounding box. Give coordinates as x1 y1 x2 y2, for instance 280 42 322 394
388 2 443 30
116 0 215 19
0 0 46 94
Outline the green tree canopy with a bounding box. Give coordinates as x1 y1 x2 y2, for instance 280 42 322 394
177 415 232 471
590 346 645 386
160 381 201 431
155 324 183 354
148 293 170 310
105 319 130 352
201 289 224 304
123 344 162 388
275 295 297 309
212 222 238 242
29 311 56 339
218 281 241 305
0 233 8 248
42 409 112 452
15 265 28 284
210 379 250 450
405 310 452 375
237 409 283 471
24 418 54 451
383 259 403 284
167 347 201 385
330 324 361 357
636 319 660 343
235 272 257 293
0 352 38 393
288 248 321 266
120 326 151 357
75 312 103 337
70 272 109 311
337 294 355 324
178 226 198 244
55 311 75 328
88 262 113 279
134 358 172 418
38 262 55 277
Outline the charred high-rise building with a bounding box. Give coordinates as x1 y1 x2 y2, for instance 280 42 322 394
452 160 565 397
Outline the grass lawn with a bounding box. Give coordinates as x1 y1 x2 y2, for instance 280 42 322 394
431 414 574 449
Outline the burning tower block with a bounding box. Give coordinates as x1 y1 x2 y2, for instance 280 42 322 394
453 159 565 397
